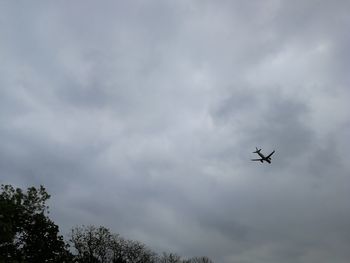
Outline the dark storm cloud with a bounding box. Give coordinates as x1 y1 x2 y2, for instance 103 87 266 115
1 1 350 263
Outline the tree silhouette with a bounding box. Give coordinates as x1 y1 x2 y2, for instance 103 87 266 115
70 225 157 263
0 184 72 263
158 252 182 263
1 184 214 263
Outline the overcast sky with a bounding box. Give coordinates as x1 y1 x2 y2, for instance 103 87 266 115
1 1 350 262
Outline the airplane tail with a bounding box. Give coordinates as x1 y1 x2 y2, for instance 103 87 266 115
253 147 261 153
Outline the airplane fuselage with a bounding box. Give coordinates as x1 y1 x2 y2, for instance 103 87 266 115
251 148 275 164
257 152 271 163
257 152 265 158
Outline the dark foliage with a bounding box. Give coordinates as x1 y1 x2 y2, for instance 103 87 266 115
70 225 157 263
1 184 214 263
0 184 72 263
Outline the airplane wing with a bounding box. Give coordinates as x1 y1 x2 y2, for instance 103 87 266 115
266 150 275 158
251 159 262 161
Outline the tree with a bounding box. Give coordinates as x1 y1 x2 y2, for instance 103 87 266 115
1 185 215 263
0 185 23 261
122 239 157 263
157 252 182 263
0 184 72 263
70 225 114 263
70 225 157 263
185 257 214 263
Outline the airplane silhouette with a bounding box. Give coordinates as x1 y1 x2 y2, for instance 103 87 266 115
251 147 275 163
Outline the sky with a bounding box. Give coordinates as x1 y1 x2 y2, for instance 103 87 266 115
1 1 350 262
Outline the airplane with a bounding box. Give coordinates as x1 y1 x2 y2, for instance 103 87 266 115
251 147 275 163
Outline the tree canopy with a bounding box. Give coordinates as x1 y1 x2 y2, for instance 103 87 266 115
0 184 71 263
0 184 214 263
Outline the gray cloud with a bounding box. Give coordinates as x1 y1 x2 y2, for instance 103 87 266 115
1 1 350 262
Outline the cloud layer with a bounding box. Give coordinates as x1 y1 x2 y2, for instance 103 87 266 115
1 1 350 262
